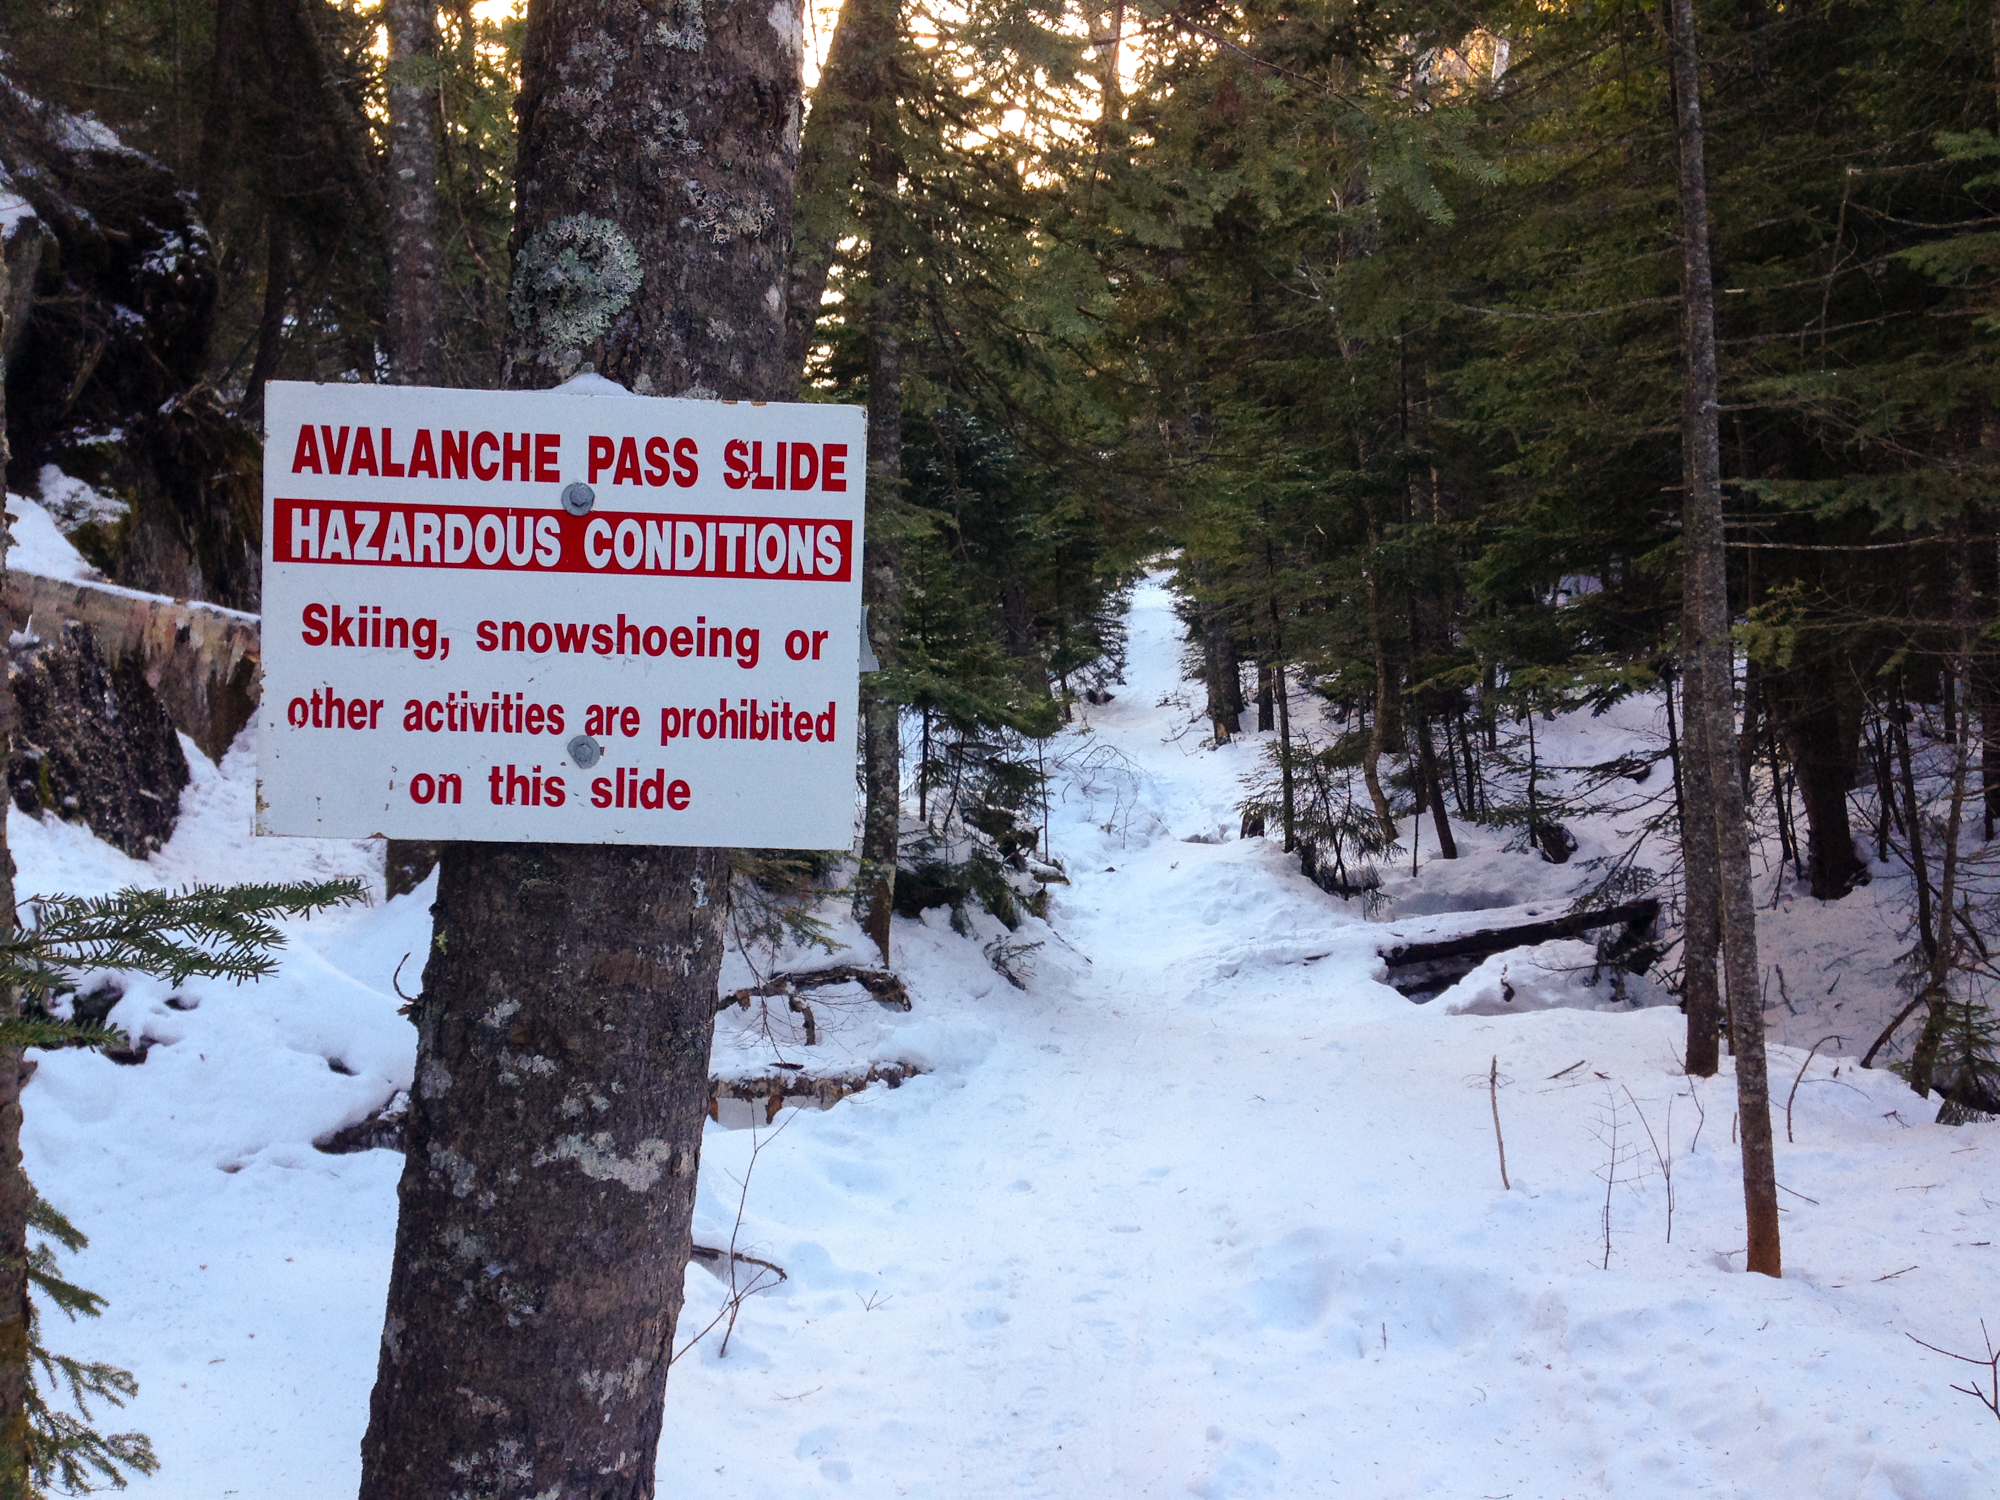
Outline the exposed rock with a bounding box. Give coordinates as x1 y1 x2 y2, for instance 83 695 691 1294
0 74 262 612
9 619 188 857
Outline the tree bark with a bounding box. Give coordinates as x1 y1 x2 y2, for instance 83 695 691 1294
1771 668 1866 899
242 214 291 425
0 245 31 1500
1669 0 1779 1276
1909 556 1976 1096
385 0 442 385
382 0 445 894
1415 717 1458 859
854 127 904 963
783 0 901 390
358 0 805 1490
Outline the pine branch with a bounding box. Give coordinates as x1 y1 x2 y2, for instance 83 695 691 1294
22 1195 159 1495
2 879 366 995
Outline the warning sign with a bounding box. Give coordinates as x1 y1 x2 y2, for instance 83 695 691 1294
256 380 867 849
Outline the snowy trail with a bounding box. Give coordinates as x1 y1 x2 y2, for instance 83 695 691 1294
662 579 1996 1497
10 574 1998 1498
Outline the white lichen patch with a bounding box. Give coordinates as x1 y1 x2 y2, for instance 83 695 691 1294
456 1387 510 1418
438 1222 487 1262
680 180 775 244
533 1132 679 1191
429 1144 480 1199
578 1359 649 1407
419 1057 453 1099
766 0 804 57
481 998 521 1029
511 214 642 356
653 0 705 51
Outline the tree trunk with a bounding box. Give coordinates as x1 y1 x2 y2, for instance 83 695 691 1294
783 0 901 390
1669 0 1779 1276
385 0 441 385
1910 558 1977 1096
1667 665 1721 1069
853 106 905 964
0 247 31 1500
1415 717 1458 859
358 0 805 1491
241 213 291 425
381 0 445 894
1771 668 1866 899
1274 658 1295 851
1361 504 1398 840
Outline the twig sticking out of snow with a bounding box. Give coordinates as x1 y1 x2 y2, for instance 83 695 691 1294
1624 1087 1674 1244
1907 1321 2000 1423
1785 1034 1843 1144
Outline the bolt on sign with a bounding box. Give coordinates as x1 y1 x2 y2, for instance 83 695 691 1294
257 380 867 848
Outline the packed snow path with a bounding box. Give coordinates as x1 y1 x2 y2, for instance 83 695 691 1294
15 574 1998 1497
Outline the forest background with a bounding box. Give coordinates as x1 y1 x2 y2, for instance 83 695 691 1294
1 0 1998 1120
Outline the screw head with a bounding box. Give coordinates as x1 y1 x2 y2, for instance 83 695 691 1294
561 482 596 516
567 734 602 768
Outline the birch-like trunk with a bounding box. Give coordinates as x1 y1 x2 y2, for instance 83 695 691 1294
384 0 441 385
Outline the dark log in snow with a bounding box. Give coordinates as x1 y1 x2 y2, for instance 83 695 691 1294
1378 899 1660 1000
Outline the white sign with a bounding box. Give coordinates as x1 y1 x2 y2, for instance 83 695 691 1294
257 380 867 848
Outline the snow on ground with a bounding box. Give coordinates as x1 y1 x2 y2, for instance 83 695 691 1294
12 573 1999 1498
6 491 102 584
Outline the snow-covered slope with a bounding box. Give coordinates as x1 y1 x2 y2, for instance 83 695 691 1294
14 574 1996 1498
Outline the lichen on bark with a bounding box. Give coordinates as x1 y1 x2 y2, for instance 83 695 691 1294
508 214 642 365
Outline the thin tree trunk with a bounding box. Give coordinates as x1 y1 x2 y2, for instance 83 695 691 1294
0 247 31 1500
1677 615 1723 1078
783 0 901 390
381 0 444 890
1363 518 1397 840
242 214 291 424
1910 560 1976 1096
1893 688 1937 967
1274 658 1295 851
1456 709 1482 819
854 126 904 963
196 0 249 211
385 0 442 384
1669 0 1779 1276
1416 717 1458 859
357 0 805 1489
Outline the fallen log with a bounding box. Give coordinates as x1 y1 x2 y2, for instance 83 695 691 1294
3 569 260 760
1378 898 1660 1000
316 1057 932 1153
718 963 911 1014
708 1060 926 1125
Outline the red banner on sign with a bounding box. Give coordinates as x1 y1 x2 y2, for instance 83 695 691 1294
273 500 853 582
